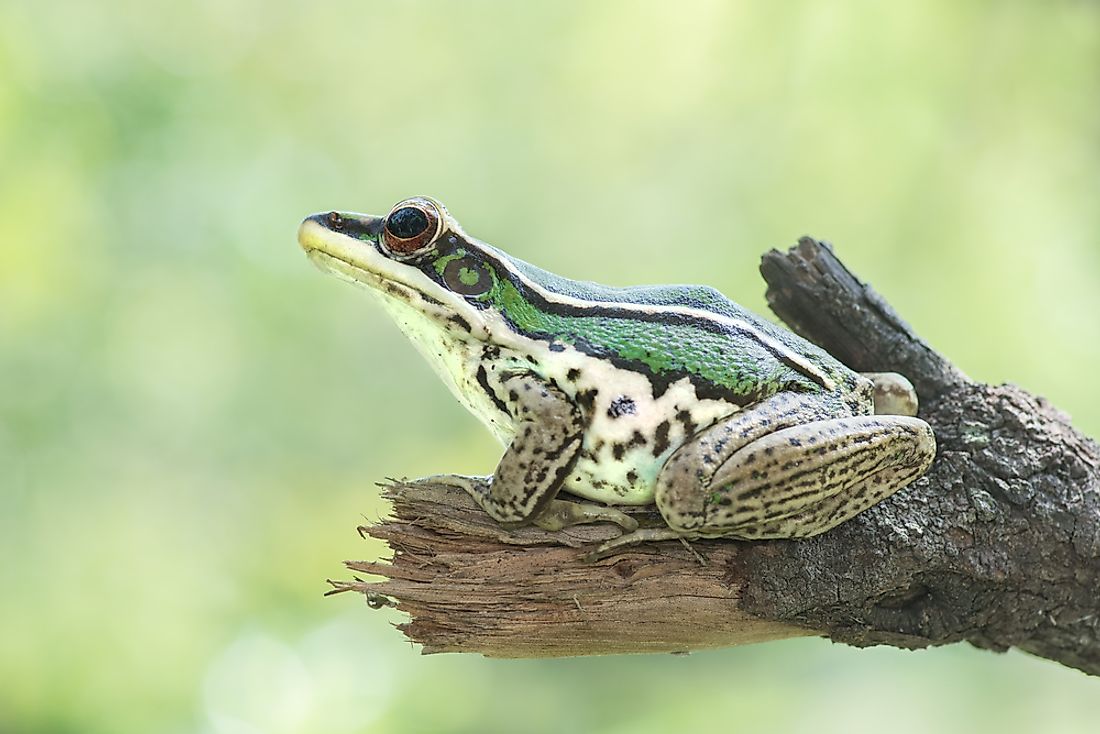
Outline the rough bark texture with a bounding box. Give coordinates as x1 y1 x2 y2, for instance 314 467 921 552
331 237 1100 675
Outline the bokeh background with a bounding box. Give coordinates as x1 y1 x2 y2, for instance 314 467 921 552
3 1 1099 732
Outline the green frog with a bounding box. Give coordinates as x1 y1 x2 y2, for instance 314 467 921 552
298 197 935 559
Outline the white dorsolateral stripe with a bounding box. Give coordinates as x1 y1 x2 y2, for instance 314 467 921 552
461 235 837 392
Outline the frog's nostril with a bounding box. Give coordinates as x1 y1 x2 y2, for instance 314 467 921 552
327 211 344 229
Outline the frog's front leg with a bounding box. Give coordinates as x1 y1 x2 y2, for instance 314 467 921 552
424 373 637 533
590 393 935 558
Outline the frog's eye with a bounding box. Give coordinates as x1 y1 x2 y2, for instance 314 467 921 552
381 198 442 258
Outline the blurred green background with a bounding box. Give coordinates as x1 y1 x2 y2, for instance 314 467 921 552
3 1 1099 732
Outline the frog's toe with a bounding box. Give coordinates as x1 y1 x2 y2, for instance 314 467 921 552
535 499 639 532
583 527 684 562
863 372 919 416
404 473 487 492
601 507 639 532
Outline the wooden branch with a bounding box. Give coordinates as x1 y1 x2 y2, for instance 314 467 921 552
331 237 1100 675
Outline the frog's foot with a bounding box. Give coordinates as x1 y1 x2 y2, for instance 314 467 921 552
534 499 638 532
404 475 636 533
583 528 684 562
862 372 919 417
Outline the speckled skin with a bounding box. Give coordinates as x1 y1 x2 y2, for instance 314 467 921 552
298 198 937 552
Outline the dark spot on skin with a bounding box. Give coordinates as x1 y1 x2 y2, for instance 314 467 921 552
508 390 518 403
576 389 598 412
675 410 697 437
789 438 802 447
628 430 646 448
607 396 636 419
448 314 472 332
613 444 626 461
566 368 581 382
549 343 565 353
653 421 671 456
419 291 445 307
626 470 638 484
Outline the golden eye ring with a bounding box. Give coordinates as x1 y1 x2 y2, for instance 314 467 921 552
381 198 443 257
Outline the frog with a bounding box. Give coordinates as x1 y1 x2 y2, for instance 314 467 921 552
298 196 936 559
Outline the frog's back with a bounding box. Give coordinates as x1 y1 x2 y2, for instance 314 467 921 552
500 253 854 406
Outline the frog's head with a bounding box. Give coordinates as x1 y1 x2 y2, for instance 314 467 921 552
298 196 520 350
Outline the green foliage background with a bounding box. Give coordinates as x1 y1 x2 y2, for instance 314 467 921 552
2 1 1099 732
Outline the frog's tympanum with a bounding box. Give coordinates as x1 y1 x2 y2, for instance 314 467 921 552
299 198 935 558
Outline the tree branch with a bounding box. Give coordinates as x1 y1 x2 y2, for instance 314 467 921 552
331 237 1100 675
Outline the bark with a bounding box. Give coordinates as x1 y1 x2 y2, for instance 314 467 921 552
331 237 1100 675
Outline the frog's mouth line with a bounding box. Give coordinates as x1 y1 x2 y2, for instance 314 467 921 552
300 224 492 344
299 216 446 306
306 249 420 304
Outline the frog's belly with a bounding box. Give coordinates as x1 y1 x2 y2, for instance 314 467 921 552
422 323 743 505
559 376 738 506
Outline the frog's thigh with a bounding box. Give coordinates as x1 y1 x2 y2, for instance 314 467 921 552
656 415 935 537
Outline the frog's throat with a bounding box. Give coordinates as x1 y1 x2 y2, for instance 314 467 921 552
305 244 516 441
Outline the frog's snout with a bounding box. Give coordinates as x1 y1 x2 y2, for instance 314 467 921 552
298 211 385 252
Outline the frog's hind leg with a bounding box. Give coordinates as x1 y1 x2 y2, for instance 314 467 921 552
658 413 936 539
724 425 933 539
586 392 852 558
